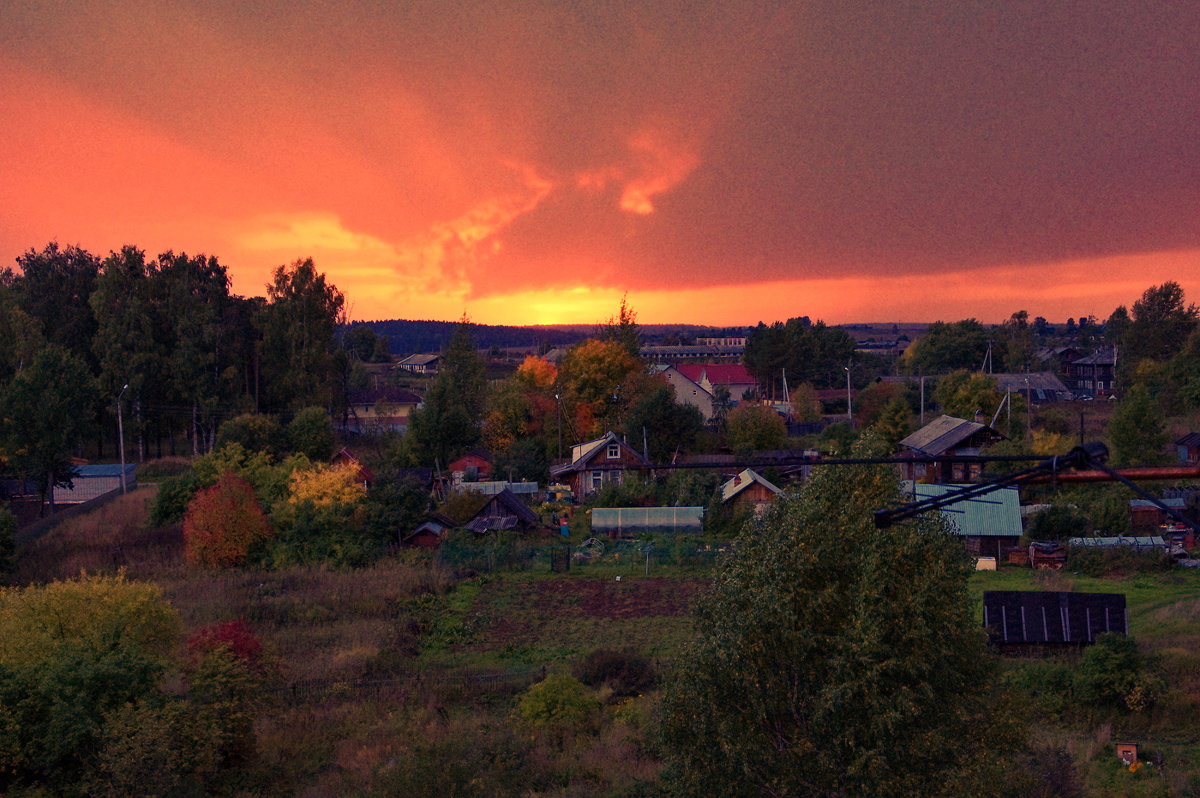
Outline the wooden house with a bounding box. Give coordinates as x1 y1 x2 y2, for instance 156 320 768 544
1175 432 1200 465
720 468 782 515
549 431 651 500
342 387 421 434
331 448 375 489
906 482 1022 560
463 488 546 534
395 353 441 374
992 371 1071 403
1066 349 1117 396
897 415 1005 483
448 450 493 484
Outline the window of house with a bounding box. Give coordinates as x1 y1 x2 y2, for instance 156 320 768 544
607 443 620 459
591 471 603 491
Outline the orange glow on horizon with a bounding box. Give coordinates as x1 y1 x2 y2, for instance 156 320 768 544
385 249 1200 328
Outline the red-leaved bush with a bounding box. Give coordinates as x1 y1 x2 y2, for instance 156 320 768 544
187 619 266 673
183 471 273 568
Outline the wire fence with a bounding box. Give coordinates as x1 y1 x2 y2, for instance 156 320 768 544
436 534 736 576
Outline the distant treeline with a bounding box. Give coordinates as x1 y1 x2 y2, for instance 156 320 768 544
360 320 753 356
361 320 587 355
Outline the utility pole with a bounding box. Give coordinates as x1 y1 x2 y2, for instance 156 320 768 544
845 362 853 422
117 383 128 494
556 392 562 460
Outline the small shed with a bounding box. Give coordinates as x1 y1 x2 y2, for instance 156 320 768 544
1175 432 1200 464
1128 498 1186 530
720 469 782 515
401 513 457 548
331 448 375 489
462 488 545 534
983 591 1127 647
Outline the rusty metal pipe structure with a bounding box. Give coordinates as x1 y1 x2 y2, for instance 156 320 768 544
874 442 1200 534
1024 464 1200 483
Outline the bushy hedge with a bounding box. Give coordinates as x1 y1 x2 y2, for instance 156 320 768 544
572 649 656 697
1065 546 1175 577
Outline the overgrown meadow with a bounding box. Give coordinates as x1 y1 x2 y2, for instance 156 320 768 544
10 482 1200 796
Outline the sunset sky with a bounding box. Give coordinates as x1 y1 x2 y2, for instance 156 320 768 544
3 2 1198 327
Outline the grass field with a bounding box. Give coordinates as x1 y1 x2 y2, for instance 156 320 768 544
12 488 1200 796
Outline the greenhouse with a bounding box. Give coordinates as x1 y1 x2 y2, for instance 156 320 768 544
590 506 705 536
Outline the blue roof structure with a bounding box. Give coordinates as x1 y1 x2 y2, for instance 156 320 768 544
906 482 1022 538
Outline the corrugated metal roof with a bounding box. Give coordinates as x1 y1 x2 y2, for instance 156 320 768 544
398 353 440 366
1067 536 1167 548
898 415 999 456
75 464 138 478
1129 498 1186 509
461 481 540 496
992 371 1070 394
1070 348 1116 366
908 482 1022 537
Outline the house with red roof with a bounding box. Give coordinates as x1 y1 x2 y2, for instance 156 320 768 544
658 363 761 422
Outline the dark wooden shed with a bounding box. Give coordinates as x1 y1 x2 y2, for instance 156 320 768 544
983 591 1126 648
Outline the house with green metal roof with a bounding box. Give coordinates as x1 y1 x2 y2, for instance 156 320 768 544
906 481 1022 560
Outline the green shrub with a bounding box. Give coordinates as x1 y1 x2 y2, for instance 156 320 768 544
588 478 660 510
150 472 200 527
215 413 286 458
1000 659 1076 716
1076 633 1148 711
1066 546 1175 577
573 649 656 698
287 407 336 460
517 673 598 729
1027 505 1090 541
138 456 194 480
371 713 534 797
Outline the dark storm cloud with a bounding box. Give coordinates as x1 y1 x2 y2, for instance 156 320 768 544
4 0 1198 298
